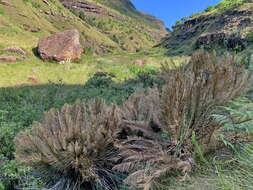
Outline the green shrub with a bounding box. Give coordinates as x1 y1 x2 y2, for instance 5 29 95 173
205 0 246 13
31 1 40 8
0 9 4 15
0 122 24 158
0 156 44 190
247 32 253 42
78 11 85 20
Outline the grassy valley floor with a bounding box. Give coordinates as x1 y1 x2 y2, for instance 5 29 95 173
0 49 187 87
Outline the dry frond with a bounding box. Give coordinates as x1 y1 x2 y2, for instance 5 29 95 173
118 88 163 140
15 99 123 190
114 51 252 190
113 137 192 190
114 88 192 190
161 50 253 151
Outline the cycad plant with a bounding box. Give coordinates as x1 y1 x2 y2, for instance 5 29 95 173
15 99 123 190
118 88 163 139
114 88 193 190
161 51 252 153
114 51 253 190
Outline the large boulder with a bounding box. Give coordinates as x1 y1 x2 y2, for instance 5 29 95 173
38 29 83 62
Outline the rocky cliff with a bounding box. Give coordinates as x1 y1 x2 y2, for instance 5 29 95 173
160 0 253 55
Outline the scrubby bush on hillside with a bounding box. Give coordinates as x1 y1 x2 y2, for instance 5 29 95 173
205 0 246 12
161 51 252 151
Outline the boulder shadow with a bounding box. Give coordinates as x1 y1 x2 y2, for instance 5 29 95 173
32 47 41 59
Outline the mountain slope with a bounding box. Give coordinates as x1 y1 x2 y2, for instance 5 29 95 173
93 0 166 30
0 0 168 54
160 0 253 55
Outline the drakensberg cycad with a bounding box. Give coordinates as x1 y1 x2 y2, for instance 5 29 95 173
15 99 123 190
114 51 253 190
161 50 253 153
118 88 163 140
114 88 192 190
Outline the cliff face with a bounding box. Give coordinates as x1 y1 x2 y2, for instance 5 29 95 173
160 1 253 55
0 0 168 54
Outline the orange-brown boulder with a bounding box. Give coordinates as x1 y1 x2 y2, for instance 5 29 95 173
38 29 83 62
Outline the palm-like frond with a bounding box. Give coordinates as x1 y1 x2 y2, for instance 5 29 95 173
15 99 123 190
161 50 253 151
114 51 253 190
118 88 163 140
114 137 192 190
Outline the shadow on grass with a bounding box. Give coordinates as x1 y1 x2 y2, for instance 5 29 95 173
32 47 41 58
0 71 164 126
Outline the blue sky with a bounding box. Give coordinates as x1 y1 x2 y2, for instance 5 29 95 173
131 0 222 29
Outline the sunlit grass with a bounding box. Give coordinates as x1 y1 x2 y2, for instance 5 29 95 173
0 50 189 87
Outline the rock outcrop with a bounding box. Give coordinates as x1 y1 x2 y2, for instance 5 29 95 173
160 1 253 55
38 29 83 62
61 0 127 22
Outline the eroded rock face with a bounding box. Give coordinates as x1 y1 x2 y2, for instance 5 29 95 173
38 29 83 62
61 0 127 22
161 3 253 54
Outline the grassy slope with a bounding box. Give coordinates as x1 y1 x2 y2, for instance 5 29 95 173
93 0 166 30
0 0 119 52
0 0 167 54
0 48 188 87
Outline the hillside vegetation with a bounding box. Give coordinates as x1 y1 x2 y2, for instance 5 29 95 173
0 0 167 54
160 0 253 55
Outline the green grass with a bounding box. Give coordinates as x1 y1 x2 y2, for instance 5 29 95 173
0 0 166 55
0 49 188 87
204 0 246 13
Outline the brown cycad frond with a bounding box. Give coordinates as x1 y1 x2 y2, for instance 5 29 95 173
113 137 192 190
113 51 252 190
114 88 192 190
161 50 253 150
15 99 123 190
118 88 163 140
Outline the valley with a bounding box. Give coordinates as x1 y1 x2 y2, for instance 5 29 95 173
0 0 253 190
